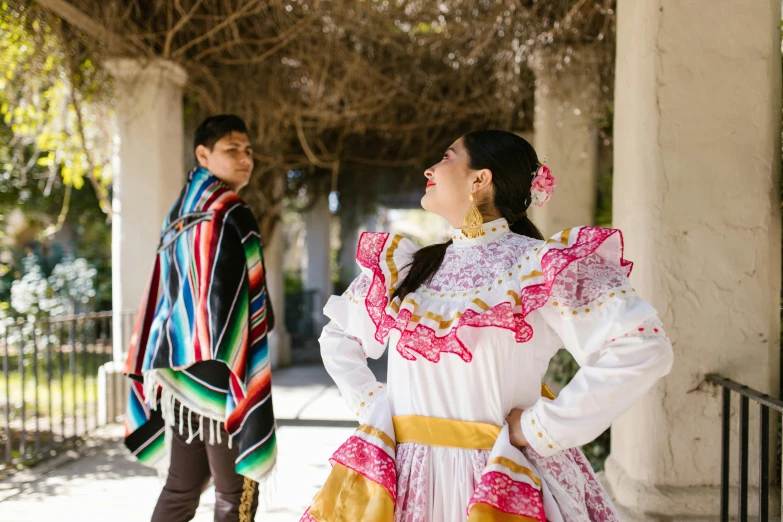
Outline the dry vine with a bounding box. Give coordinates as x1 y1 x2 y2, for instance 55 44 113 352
27 0 616 234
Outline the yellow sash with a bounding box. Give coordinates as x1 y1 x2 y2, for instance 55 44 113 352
392 383 554 451
393 415 501 450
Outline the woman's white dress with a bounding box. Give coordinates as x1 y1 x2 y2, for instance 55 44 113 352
308 218 673 522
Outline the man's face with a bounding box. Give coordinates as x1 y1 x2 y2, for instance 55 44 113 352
195 131 254 191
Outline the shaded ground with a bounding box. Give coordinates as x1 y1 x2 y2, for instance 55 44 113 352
0 362 386 522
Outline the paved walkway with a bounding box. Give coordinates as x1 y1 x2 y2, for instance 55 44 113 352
0 361 387 522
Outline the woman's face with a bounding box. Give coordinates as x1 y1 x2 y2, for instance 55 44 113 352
421 138 476 228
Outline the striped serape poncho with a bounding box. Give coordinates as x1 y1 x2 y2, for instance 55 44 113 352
123 167 276 483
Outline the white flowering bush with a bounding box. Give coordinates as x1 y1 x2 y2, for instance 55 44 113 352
9 254 96 319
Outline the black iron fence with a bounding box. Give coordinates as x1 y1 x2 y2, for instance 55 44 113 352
1 311 135 471
1 293 327 472
707 374 781 522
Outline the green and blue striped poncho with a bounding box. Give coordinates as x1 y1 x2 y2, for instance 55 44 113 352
123 167 276 482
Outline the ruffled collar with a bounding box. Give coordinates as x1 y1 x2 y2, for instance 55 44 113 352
449 217 511 248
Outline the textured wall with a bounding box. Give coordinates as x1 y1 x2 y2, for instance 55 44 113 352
608 0 782 518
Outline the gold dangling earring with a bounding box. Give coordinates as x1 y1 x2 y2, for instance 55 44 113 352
461 193 485 239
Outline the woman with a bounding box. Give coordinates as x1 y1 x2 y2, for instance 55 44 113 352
302 130 673 522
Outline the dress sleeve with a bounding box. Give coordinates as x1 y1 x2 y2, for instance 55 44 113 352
519 227 674 457
320 273 389 423
320 231 417 424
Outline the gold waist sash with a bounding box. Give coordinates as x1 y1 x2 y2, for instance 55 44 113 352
392 383 555 451
392 415 502 451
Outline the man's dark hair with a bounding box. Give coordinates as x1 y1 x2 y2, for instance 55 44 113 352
193 114 249 153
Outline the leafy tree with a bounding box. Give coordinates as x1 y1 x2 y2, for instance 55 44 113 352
0 2 113 317
0 0 113 210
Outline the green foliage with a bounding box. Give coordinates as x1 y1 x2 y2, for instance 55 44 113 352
594 104 614 229
0 1 113 211
284 270 304 294
0 3 112 320
0 161 112 317
546 349 579 388
595 166 613 229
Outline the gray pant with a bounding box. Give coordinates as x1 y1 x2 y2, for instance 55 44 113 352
151 405 259 522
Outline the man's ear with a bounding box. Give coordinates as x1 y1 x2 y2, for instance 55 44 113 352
195 144 210 168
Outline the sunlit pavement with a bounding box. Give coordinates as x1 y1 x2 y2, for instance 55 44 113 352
0 362 382 522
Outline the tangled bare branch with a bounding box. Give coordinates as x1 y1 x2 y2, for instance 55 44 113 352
28 0 616 227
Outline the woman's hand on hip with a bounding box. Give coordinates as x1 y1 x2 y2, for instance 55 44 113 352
506 408 529 448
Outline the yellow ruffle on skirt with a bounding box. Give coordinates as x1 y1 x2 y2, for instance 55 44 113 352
307 463 395 522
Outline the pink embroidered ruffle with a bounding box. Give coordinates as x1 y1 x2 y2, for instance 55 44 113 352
355 227 633 363
330 434 398 501
524 447 620 522
468 471 546 521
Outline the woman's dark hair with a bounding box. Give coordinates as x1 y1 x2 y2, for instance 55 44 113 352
392 130 545 301
193 114 249 153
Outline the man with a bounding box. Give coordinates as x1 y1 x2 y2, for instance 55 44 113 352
124 115 276 522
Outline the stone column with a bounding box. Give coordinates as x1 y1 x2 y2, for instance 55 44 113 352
529 52 599 237
607 1 781 519
304 191 333 328
364 212 379 234
98 59 186 422
338 198 361 287
105 58 187 363
265 216 292 369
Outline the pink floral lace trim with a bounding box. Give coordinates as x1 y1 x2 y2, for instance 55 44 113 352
356 228 632 363
394 443 491 522
393 305 524 362
392 442 619 522
394 443 434 522
468 470 546 521
426 233 538 291
299 508 318 522
329 434 397 501
523 446 620 522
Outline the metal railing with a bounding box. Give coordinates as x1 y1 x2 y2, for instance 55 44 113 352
707 374 781 522
1 311 135 471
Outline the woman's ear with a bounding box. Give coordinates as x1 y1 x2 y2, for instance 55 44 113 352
471 168 493 193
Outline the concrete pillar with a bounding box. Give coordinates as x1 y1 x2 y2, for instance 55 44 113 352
607 1 781 519
304 191 333 327
98 362 128 424
338 199 361 287
262 172 292 369
365 213 379 234
105 58 187 363
529 52 599 237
